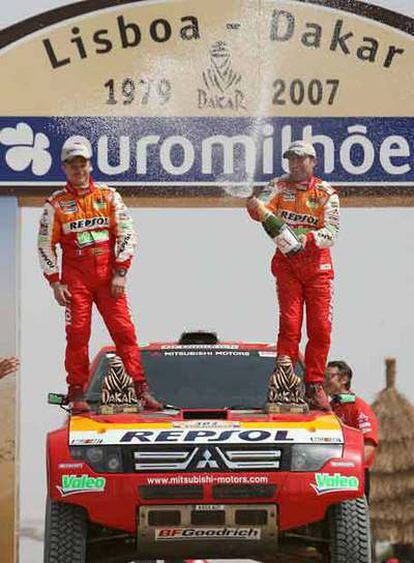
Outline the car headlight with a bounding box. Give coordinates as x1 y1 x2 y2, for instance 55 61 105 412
69 446 84 460
291 444 343 471
69 446 124 473
106 451 123 472
86 447 104 464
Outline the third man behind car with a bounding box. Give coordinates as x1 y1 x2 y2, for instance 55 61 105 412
326 360 378 497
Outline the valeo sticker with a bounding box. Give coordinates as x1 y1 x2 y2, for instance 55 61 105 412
311 473 359 495
57 474 106 497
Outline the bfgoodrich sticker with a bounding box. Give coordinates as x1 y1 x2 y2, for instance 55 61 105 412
311 472 359 495
155 527 261 540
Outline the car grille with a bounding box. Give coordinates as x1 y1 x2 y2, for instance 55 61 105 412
129 444 290 472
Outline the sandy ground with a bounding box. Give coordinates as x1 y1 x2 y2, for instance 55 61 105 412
0 377 16 563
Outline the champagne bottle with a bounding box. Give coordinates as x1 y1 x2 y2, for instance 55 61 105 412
252 197 303 256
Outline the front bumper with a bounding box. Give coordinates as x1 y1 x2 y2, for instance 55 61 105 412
136 503 278 558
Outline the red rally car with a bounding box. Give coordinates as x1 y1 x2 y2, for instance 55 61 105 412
45 332 372 563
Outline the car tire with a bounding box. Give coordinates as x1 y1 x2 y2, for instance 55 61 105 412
327 496 372 563
44 498 87 563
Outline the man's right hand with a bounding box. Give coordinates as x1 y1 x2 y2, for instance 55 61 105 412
52 282 71 306
246 197 262 221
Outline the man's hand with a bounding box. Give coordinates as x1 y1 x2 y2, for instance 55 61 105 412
111 273 126 298
0 357 19 380
246 196 260 213
298 234 307 248
246 196 264 221
52 282 71 306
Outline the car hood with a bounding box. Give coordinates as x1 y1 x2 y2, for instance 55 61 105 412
69 410 344 446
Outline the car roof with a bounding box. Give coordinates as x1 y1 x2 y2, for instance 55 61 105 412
89 341 277 376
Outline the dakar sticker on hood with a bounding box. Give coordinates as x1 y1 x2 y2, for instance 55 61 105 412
311 472 359 495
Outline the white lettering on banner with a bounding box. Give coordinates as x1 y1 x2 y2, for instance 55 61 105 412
155 527 261 541
201 135 256 174
280 124 412 177
136 135 160 173
379 136 411 175
98 136 130 174
160 136 195 175
1 121 413 181
340 125 375 175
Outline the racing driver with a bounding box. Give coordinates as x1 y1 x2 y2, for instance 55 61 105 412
247 140 340 411
37 140 161 410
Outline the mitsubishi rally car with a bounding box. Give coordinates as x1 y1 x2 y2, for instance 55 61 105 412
45 332 372 563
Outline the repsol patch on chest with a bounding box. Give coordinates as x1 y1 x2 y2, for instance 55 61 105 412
280 210 318 226
64 216 110 233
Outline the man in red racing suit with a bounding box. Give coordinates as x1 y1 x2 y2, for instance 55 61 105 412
37 140 161 409
326 360 378 498
247 141 340 410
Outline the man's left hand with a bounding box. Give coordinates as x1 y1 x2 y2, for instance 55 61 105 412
111 273 126 298
298 234 307 248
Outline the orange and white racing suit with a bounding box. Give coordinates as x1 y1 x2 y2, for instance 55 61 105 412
38 179 145 388
253 175 340 384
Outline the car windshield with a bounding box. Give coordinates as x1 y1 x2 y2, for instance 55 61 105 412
86 347 284 409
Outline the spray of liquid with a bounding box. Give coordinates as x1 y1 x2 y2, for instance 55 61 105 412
220 0 274 202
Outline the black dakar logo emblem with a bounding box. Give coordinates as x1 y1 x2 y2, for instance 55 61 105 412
202 41 242 93
198 41 246 110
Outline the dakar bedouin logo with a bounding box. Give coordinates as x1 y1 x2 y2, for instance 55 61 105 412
197 41 246 111
101 355 138 406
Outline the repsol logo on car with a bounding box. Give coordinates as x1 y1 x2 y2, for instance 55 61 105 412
43 15 201 69
280 211 318 226
64 216 110 233
120 429 294 443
